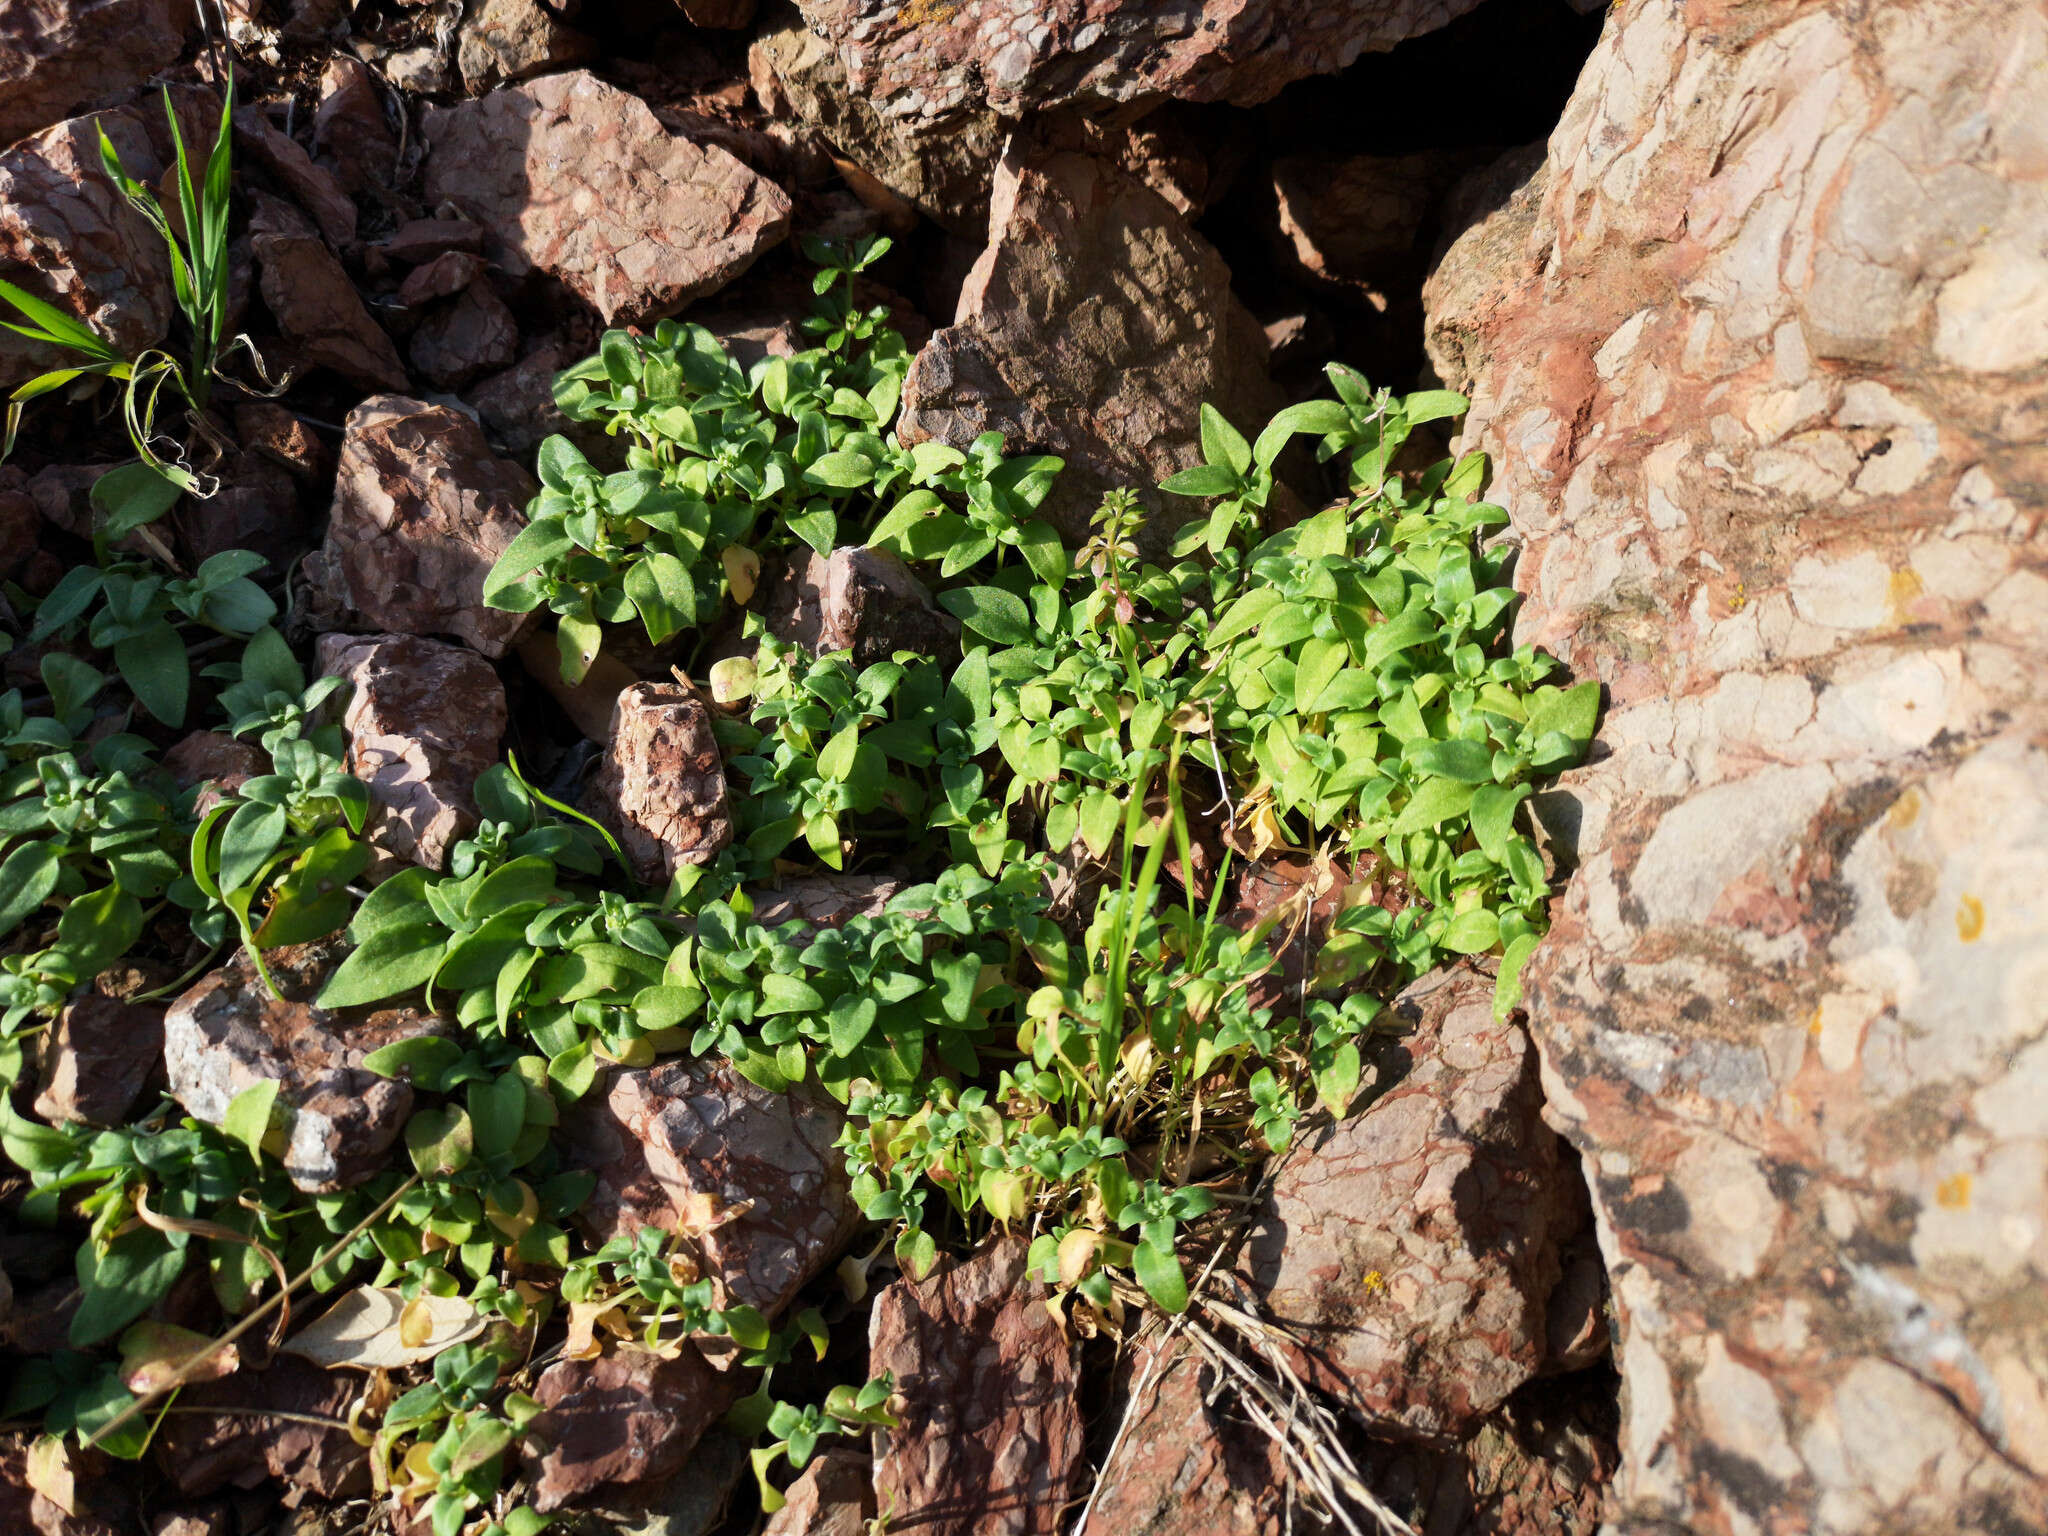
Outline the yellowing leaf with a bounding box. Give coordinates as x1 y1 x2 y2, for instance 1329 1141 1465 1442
119 1320 237 1395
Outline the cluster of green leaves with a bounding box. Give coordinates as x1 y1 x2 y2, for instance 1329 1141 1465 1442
2 73 246 513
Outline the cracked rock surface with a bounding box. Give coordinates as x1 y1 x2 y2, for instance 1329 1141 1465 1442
316 632 508 870
0 0 187 149
1424 0 2048 1528
582 680 735 886
421 70 791 326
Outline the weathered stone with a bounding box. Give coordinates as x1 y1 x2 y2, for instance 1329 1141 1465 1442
458 0 597 93
421 71 791 325
0 111 170 389
149 1506 234 1536
153 1357 368 1499
232 105 357 251
234 402 330 483
378 217 488 266
0 0 187 150
177 451 306 575
410 281 520 388
0 1436 131 1536
868 1236 1083 1536
309 394 538 658
1241 967 1573 1444
760 546 957 667
162 731 268 814
751 873 905 931
315 632 508 869
523 1346 732 1512
466 342 592 460
249 195 408 392
897 147 1275 541
33 995 164 1126
572 1428 753 1536
790 0 1486 118
748 18 1002 236
164 949 444 1193
565 1056 858 1318
582 682 733 885
1423 0 2048 1529
1076 1338 1287 1536
398 251 486 307
1272 149 1483 299
762 1448 873 1536
681 0 753 26
311 55 396 195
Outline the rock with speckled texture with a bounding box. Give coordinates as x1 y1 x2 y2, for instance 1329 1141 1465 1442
1424 0 2048 1529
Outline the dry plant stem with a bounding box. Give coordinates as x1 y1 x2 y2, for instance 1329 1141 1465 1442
84 1172 422 1451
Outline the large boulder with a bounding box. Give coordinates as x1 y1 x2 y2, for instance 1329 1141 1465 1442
421 71 791 326
307 395 538 659
1424 0 2048 1530
789 0 1488 118
315 632 508 870
1241 966 1581 1444
867 1237 1084 1536
564 1056 859 1319
897 147 1275 541
0 110 170 390
0 0 187 150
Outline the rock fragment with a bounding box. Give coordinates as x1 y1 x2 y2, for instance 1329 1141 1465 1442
458 0 597 93
565 1056 858 1318
868 1237 1083 1536
0 111 170 390
33 995 165 1127
581 681 733 885
523 1347 732 1512
163 948 444 1193
421 71 791 325
153 1357 368 1499
307 395 538 658
759 546 957 667
1241 966 1574 1443
248 195 408 391
0 0 187 149
315 632 508 869
898 148 1274 540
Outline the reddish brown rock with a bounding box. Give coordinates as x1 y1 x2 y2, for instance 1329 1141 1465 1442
164 949 444 1193
315 632 508 869
565 1056 858 1318
0 0 187 149
748 18 1002 236
790 0 1485 118
149 1506 233 1536
234 402 330 483
1272 149 1484 300
33 995 165 1126
163 731 268 810
398 251 486 307
466 342 589 459
311 55 396 195
421 71 791 326
1077 1338 1287 1536
0 472 35 578
582 681 733 885
458 0 597 93
897 147 1275 540
763 1448 873 1536
1422 1 2048 1528
309 394 539 658
410 281 520 388
0 110 171 389
868 1236 1083 1536
232 105 357 251
761 546 957 667
523 1346 732 1512
1241 967 1573 1444
682 0 754 26
379 217 488 266
0 1436 132 1536
176 451 306 575
153 1357 368 1499
248 195 408 391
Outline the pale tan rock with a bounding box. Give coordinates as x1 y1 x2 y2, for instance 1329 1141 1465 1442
1423 0 2048 1528
457 0 597 93
421 71 791 325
